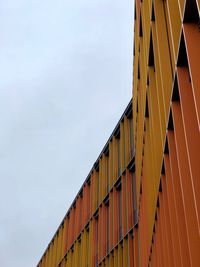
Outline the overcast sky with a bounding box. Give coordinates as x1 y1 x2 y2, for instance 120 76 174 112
0 0 133 266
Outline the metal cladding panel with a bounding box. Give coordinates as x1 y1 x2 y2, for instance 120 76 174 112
133 0 200 266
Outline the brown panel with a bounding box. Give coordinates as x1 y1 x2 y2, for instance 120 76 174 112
172 102 200 266
161 171 175 267
177 67 200 227
183 24 200 126
164 153 182 266
158 188 170 267
167 130 191 267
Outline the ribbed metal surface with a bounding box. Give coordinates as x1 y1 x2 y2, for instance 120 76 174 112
133 0 200 266
37 0 200 266
37 102 138 267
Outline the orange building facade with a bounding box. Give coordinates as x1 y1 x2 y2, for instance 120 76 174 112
37 0 200 266
132 0 200 266
37 101 139 267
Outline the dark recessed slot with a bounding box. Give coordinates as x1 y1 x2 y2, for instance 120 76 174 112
177 32 188 67
94 160 99 171
168 109 174 131
87 180 91 186
140 183 142 195
159 179 162 192
129 228 134 237
85 222 90 232
138 61 141 79
121 168 126 177
134 209 138 225
77 233 81 242
127 110 133 119
161 159 165 175
144 121 146 132
127 155 135 169
184 0 199 23
139 15 143 37
103 143 109 157
114 125 120 139
172 74 180 102
73 201 76 209
93 209 99 220
79 189 83 198
164 137 169 154
103 195 109 206
115 178 122 191
145 96 149 118
86 175 91 185
148 32 154 67
124 233 128 239
151 0 155 21
147 73 150 85
125 103 133 119
128 160 135 173
157 198 160 208
134 2 136 20
155 211 158 221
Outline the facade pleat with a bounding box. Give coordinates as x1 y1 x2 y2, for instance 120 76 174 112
37 0 200 266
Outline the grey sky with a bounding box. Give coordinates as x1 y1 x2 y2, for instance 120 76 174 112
0 0 133 266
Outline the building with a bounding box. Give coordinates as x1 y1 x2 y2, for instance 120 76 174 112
37 101 138 267
132 0 200 266
37 0 200 266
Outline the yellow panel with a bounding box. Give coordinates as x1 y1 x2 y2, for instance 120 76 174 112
165 0 182 68
109 141 114 187
154 0 173 120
